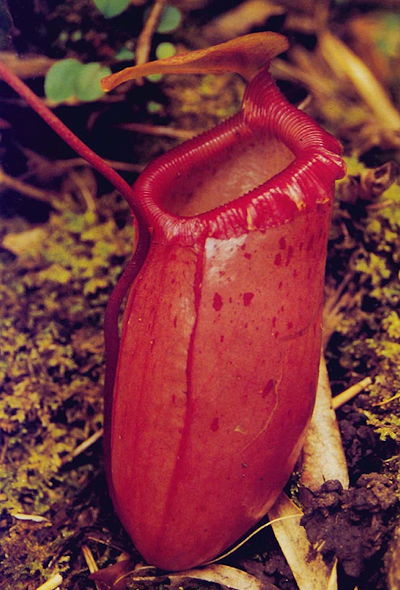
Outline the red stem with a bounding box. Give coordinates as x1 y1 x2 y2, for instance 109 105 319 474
0 60 140 211
0 60 150 435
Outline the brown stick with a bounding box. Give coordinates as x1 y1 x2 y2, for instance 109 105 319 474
135 0 167 69
0 167 58 203
118 122 195 140
0 52 55 78
332 377 373 410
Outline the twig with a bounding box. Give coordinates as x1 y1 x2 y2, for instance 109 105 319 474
118 122 195 140
0 52 55 78
82 544 99 573
0 434 8 464
66 157 144 173
69 170 97 212
332 376 373 410
324 274 354 315
384 454 400 463
203 0 285 42
62 428 104 465
322 275 355 349
34 154 145 174
367 199 394 211
82 543 103 590
374 391 400 406
322 290 354 350
0 166 58 203
271 57 329 96
12 513 51 523
0 59 141 213
85 535 130 553
34 573 63 590
135 0 167 72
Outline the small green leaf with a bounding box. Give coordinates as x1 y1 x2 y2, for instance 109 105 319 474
157 5 182 33
44 59 82 103
75 62 111 102
92 0 131 18
115 47 135 61
146 73 163 83
45 59 111 103
155 42 176 60
71 30 83 42
147 100 163 113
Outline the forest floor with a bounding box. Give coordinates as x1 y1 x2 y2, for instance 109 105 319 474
0 1 399 589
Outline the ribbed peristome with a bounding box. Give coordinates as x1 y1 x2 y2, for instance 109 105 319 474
132 68 345 245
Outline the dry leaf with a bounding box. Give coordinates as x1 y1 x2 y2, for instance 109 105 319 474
318 31 400 132
300 355 349 490
90 558 135 589
266 357 347 590
178 564 266 590
94 563 266 590
2 227 48 258
269 493 336 590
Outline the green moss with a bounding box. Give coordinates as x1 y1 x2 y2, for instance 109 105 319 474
363 410 400 442
0 189 133 585
327 157 400 463
164 72 244 131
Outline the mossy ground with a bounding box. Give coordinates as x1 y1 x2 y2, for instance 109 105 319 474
0 1 399 589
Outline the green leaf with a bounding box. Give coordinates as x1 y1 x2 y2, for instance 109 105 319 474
45 59 110 103
75 62 111 102
155 42 176 60
157 5 182 33
147 100 163 113
115 47 135 61
92 0 131 18
44 59 82 103
146 73 163 83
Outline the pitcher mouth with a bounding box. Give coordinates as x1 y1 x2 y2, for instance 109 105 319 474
132 68 345 245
